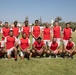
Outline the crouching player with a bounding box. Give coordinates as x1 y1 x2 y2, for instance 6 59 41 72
32 37 46 58
19 33 31 60
64 37 76 58
4 30 18 61
46 37 61 58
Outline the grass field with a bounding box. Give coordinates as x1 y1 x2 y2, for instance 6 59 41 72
0 32 76 75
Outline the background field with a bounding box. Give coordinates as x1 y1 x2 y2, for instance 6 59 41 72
0 32 76 75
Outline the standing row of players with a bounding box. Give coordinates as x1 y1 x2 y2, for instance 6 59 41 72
0 20 76 61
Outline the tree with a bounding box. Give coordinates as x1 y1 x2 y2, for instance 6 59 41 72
55 16 62 22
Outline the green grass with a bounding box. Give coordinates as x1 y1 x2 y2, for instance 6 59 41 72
0 32 76 75
0 58 76 75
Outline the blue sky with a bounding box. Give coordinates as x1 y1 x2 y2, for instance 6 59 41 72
0 0 76 23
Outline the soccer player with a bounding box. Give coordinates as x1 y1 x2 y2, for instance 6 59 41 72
19 33 31 60
64 37 76 58
1 22 10 40
21 21 31 38
42 22 52 46
11 21 20 38
62 23 72 47
4 30 18 61
0 41 5 57
52 21 62 47
31 20 41 43
46 37 61 58
32 37 46 57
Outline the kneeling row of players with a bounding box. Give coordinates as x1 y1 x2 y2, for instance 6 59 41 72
0 31 76 61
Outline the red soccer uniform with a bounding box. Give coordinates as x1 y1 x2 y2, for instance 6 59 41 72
63 28 72 40
21 26 30 38
33 41 44 50
19 38 30 50
32 26 41 38
11 27 20 37
5 36 17 50
49 42 58 51
53 26 61 38
42 27 51 40
66 42 75 50
1 27 10 40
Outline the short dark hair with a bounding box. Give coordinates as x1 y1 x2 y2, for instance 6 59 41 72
14 21 18 24
35 20 39 23
10 30 13 32
69 37 73 40
5 22 8 24
37 37 42 40
24 21 28 23
66 23 70 25
54 21 58 23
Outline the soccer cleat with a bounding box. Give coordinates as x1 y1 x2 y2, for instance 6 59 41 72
15 58 17 61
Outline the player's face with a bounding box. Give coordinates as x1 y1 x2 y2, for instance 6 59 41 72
55 22 58 26
14 22 17 26
25 22 28 26
46 23 49 28
9 31 13 37
69 38 72 42
5 23 8 28
22 33 26 38
38 39 41 43
53 38 56 43
35 21 38 25
66 24 69 28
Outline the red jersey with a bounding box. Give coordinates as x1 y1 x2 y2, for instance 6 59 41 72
53 26 61 38
32 26 41 38
5 36 17 50
33 41 44 50
21 26 30 38
66 42 75 50
42 27 51 40
11 27 20 37
63 28 72 40
1 27 10 40
19 38 30 50
49 42 58 51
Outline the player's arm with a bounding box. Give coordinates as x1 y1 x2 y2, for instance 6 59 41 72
18 40 24 51
17 28 21 38
32 44 38 51
0 29 5 38
72 43 75 51
38 27 42 38
61 28 64 41
25 39 31 50
41 28 44 41
50 28 53 41
31 27 37 39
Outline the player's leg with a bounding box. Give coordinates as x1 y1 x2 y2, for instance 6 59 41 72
20 51 25 59
32 49 36 57
13 47 17 61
